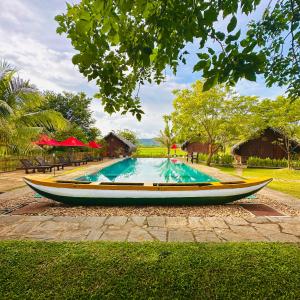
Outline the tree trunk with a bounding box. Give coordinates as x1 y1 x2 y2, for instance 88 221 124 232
287 138 291 169
206 144 213 166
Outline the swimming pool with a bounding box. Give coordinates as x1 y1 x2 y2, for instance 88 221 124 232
77 158 218 183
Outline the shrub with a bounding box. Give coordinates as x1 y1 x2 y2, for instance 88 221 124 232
211 154 234 166
247 156 289 168
195 153 233 166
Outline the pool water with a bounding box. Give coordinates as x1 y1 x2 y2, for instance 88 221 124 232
77 158 218 183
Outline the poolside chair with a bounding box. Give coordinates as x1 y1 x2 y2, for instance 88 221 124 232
94 154 103 161
59 156 84 166
66 155 88 165
35 157 65 171
84 154 94 162
20 159 53 174
84 154 102 162
58 156 76 166
186 152 198 164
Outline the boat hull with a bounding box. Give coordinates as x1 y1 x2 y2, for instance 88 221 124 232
24 178 272 206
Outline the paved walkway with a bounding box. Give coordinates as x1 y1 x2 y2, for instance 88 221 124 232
0 159 119 193
1 215 299 242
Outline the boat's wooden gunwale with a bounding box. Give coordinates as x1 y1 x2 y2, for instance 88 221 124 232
24 177 271 192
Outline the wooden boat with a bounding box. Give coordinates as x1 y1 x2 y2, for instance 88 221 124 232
23 177 272 206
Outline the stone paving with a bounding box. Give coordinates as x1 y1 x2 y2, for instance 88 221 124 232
0 215 299 242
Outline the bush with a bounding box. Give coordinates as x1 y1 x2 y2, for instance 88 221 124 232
247 156 289 168
197 153 208 162
196 153 234 166
211 154 234 166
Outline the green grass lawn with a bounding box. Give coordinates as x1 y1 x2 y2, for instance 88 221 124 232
1 241 299 299
218 167 300 199
134 146 186 157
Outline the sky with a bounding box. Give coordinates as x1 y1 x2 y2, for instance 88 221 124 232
0 0 285 138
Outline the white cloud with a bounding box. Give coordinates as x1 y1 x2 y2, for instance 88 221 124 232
0 0 37 25
0 30 89 92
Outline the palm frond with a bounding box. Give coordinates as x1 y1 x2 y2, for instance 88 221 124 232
0 60 16 81
18 109 68 131
0 99 13 117
4 126 42 155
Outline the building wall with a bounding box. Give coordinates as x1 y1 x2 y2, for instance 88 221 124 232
104 135 130 157
183 142 211 154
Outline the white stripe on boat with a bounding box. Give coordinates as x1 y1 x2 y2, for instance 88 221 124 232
24 178 271 199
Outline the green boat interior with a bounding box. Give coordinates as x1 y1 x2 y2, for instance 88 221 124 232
55 180 92 184
99 182 145 186
153 182 212 186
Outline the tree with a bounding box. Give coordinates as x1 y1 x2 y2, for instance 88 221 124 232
171 81 256 165
155 115 174 156
0 61 67 155
55 0 299 116
116 129 138 145
53 124 88 144
43 91 101 141
245 0 300 100
87 127 102 141
254 97 300 168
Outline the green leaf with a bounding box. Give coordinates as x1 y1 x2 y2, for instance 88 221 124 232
102 20 111 33
215 32 225 41
227 15 237 33
72 54 81 65
193 60 207 72
240 39 248 47
245 71 256 81
203 73 219 91
111 33 120 44
208 48 215 55
76 20 90 34
204 8 218 24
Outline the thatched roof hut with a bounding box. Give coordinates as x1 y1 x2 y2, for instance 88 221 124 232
232 128 300 164
104 132 136 157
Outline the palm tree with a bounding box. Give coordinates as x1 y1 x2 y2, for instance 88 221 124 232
0 60 68 155
155 115 174 156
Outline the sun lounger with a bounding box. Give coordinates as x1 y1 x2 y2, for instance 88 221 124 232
58 156 78 166
66 155 88 165
20 159 53 174
35 157 64 170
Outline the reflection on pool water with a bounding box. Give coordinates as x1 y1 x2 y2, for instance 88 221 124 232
77 158 218 183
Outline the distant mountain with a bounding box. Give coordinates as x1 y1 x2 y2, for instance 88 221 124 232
138 138 160 146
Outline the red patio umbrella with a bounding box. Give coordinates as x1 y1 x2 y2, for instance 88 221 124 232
87 141 102 149
171 144 178 157
58 136 87 147
35 134 60 146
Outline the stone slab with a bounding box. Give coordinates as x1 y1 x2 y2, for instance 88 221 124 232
166 217 188 227
147 216 165 227
127 228 153 242
194 230 221 242
168 230 194 242
100 230 128 241
105 216 127 226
